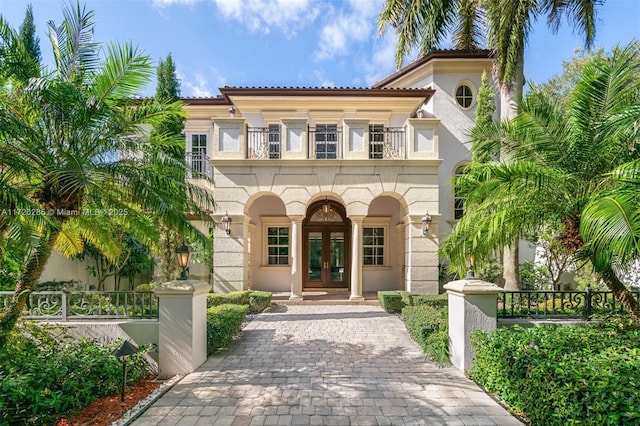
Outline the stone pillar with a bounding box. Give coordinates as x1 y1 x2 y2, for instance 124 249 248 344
404 214 439 294
350 216 364 301
213 212 247 292
154 279 210 378
289 216 303 301
444 277 503 372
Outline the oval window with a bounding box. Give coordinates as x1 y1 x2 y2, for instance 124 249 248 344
455 84 473 109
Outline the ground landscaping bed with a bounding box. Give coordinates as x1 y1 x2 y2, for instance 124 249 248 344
54 379 162 426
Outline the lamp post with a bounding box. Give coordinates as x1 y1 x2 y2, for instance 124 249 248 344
465 256 475 279
221 212 232 235
112 340 139 402
421 212 432 236
175 244 192 280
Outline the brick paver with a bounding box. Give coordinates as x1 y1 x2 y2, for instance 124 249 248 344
133 305 522 426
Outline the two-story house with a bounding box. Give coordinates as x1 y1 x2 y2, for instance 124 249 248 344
183 49 495 300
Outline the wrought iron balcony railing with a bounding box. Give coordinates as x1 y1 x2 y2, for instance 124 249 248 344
369 126 406 159
243 125 406 160
186 151 212 178
309 125 342 159
247 126 281 159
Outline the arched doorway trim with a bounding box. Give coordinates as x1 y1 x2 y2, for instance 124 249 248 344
302 200 351 289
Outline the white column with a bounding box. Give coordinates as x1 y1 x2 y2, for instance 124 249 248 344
289 216 303 301
350 216 364 301
154 279 210 378
444 278 503 372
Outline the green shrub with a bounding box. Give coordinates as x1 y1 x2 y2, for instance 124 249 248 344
471 319 640 425
207 293 227 308
249 291 272 313
0 323 151 425
402 304 449 366
207 291 251 308
379 291 447 312
398 290 412 306
134 281 157 291
378 291 404 313
206 304 249 355
407 293 448 308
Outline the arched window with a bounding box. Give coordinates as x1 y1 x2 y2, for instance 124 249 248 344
454 164 469 220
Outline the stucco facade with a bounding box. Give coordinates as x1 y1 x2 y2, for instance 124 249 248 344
182 50 495 299
37 50 497 294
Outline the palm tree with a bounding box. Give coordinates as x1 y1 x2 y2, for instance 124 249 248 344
0 3 215 343
441 43 640 322
378 0 599 289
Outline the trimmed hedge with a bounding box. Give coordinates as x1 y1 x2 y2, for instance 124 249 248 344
207 291 251 308
378 290 448 313
249 291 272 313
378 291 404 313
470 319 640 425
402 304 449 366
206 304 249 355
207 290 271 313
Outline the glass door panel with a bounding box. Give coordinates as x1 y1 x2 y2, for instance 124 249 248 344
330 232 344 282
307 232 322 282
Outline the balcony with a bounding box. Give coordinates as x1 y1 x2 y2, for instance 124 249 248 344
247 126 281 159
186 151 212 179
368 126 405 160
232 121 438 161
308 125 342 159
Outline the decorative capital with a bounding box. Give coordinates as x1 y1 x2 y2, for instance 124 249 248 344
154 280 210 297
444 278 503 295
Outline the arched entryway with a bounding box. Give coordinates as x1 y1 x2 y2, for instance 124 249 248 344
302 200 351 289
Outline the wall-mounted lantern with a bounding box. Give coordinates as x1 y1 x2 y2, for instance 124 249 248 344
112 340 139 402
221 212 232 235
175 244 192 280
421 212 432 236
229 106 236 117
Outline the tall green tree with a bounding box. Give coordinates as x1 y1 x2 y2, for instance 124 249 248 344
0 2 215 344
471 70 495 163
441 43 640 322
18 4 40 66
378 0 599 289
152 53 191 282
153 53 184 159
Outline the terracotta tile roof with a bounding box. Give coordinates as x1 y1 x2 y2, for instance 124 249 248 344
182 86 435 105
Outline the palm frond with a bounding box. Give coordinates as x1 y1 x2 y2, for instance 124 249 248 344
452 0 485 49
92 42 153 103
581 193 640 269
378 0 458 68
47 1 100 84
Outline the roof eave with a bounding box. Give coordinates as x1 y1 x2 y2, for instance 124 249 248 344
372 49 493 89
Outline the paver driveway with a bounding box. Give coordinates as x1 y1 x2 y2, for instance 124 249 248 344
133 305 522 426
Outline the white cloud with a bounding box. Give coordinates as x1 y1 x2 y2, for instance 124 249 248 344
212 0 319 36
178 66 227 97
312 70 335 88
152 0 201 6
360 32 399 87
313 0 382 61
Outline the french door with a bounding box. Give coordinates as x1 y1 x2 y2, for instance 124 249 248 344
304 226 348 288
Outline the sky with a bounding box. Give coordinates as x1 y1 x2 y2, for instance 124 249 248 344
0 0 638 98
